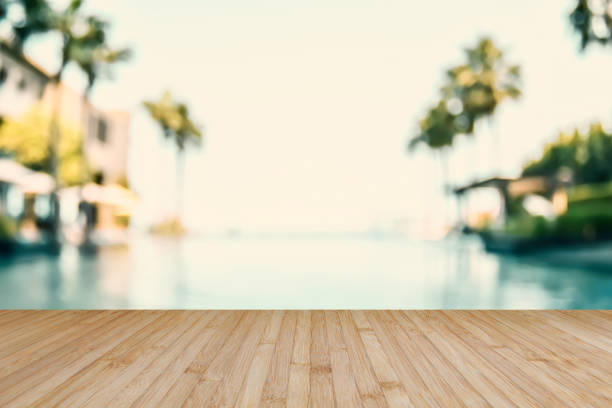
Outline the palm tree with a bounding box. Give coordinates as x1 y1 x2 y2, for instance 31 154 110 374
442 38 521 120
143 91 202 225
570 0 612 50
68 17 131 156
409 100 460 192
0 0 54 50
441 37 521 175
44 1 129 238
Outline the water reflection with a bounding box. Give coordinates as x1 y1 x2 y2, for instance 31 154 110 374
0 235 610 309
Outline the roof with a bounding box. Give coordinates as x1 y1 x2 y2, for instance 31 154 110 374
0 41 50 80
453 175 555 197
453 177 515 195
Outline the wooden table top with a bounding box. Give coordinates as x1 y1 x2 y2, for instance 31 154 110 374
0 310 610 407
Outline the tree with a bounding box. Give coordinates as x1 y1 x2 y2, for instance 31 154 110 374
65 14 131 157
409 101 459 151
0 0 54 50
522 123 612 184
143 91 202 224
409 37 521 179
0 105 88 186
442 37 521 124
570 0 612 50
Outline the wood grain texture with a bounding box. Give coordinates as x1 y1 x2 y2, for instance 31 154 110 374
0 310 609 407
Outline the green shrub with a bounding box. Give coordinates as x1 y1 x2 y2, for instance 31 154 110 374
503 215 551 239
0 215 16 240
555 203 612 240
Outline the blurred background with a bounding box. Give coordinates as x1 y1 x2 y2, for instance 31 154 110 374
0 0 610 309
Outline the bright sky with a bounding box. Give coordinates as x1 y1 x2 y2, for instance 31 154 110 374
26 0 612 232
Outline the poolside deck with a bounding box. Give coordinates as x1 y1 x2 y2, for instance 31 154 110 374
0 310 610 407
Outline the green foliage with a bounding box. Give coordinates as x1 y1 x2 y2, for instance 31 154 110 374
0 0 54 49
442 38 521 121
409 101 456 150
50 0 131 85
503 215 550 239
567 181 612 203
0 214 17 240
522 123 612 184
555 182 612 240
410 37 521 152
570 0 612 50
556 202 612 240
0 106 89 186
143 91 202 151
499 183 612 241
57 10 132 92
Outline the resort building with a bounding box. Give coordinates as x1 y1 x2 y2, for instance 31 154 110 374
0 41 130 185
0 42 49 120
40 83 131 184
0 42 134 240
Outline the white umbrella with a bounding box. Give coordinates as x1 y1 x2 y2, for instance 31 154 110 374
0 158 55 194
0 158 31 184
18 172 55 195
82 183 138 215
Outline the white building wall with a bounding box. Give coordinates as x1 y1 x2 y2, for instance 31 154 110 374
0 45 130 185
0 48 47 119
85 109 130 183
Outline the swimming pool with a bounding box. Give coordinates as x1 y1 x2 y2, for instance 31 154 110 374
0 235 610 309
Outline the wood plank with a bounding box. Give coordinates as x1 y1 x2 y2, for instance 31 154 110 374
2 311 156 407
423 311 565 407
365 310 439 407
29 311 181 408
460 311 612 405
156 311 242 407
393 311 490 408
560 310 612 332
448 311 594 407
381 311 469 407
486 310 612 384
235 311 285 408
309 310 335 408
397 311 518 407
0 311 114 378
106 311 211 407
337 310 387 407
286 310 312 408
79 311 203 408
260 310 297 407
210 311 272 407
0 310 71 345
0 310 63 337
536 311 612 353
126 311 220 407
325 310 363 407
353 312 412 408
0 310 608 407
183 311 260 406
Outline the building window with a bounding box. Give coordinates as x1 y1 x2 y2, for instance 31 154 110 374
97 118 108 143
17 77 27 90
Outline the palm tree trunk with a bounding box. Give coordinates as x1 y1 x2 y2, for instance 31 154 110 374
48 78 64 246
46 51 69 247
175 147 185 224
49 81 63 182
80 89 96 248
488 117 500 175
437 149 450 226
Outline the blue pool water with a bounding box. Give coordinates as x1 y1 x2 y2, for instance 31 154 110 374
0 235 610 309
